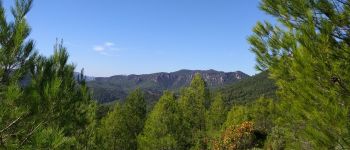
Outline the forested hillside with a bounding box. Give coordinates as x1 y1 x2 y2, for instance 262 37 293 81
87 69 248 103
220 71 277 106
89 70 276 109
1 0 350 149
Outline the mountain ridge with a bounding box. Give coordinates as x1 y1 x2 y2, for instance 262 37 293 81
86 69 249 103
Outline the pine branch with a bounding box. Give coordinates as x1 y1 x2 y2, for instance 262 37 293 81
0 115 22 133
19 121 43 147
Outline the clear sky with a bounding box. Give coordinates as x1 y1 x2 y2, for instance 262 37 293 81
3 0 273 77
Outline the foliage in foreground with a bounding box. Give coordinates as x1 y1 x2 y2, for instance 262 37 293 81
0 0 96 149
249 0 350 148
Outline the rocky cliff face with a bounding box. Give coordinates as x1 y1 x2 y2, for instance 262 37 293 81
87 69 249 103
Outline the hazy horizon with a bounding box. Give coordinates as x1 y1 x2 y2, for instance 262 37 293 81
3 0 274 77
82 68 251 77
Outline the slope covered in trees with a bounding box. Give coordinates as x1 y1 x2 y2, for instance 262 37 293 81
220 71 277 106
91 70 276 109
87 69 248 103
97 0 350 148
94 72 277 149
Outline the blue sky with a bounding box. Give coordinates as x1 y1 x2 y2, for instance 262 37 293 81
4 0 273 77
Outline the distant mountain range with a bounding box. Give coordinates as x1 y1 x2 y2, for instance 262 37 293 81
85 69 249 103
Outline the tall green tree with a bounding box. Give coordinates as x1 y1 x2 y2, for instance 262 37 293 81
123 88 147 150
0 1 97 148
206 93 227 138
25 42 97 148
98 103 128 149
179 74 209 149
27 42 96 132
98 89 147 149
0 0 35 86
223 105 250 130
0 0 39 148
249 0 350 148
189 73 211 109
138 91 186 150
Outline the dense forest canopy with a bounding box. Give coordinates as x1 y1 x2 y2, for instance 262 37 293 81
0 0 349 149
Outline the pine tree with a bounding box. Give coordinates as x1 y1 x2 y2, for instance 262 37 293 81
99 89 147 149
223 105 250 130
179 73 209 149
0 0 38 148
138 91 186 150
189 73 210 109
0 0 35 86
123 88 147 150
206 93 227 138
0 78 28 148
0 1 97 148
23 41 97 148
249 0 350 148
99 103 128 149
0 0 98 148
